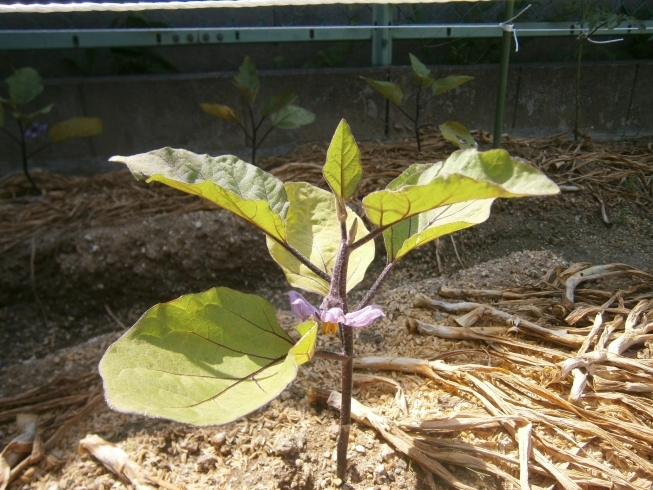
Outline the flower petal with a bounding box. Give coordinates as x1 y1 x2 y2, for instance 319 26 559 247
321 307 346 325
287 291 319 320
343 305 386 328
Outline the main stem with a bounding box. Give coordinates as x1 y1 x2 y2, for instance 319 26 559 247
337 325 353 479
321 212 353 480
574 39 584 141
17 119 39 193
414 85 422 153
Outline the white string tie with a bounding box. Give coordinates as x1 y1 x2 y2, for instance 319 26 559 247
499 3 531 52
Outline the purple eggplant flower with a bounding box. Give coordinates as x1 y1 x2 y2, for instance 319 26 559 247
287 291 385 335
23 122 48 140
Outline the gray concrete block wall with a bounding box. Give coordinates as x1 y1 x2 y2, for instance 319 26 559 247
1 61 651 176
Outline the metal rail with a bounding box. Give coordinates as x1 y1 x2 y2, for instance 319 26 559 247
1 21 650 50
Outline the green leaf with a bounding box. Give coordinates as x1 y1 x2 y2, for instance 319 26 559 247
14 103 54 125
383 199 494 261
439 121 477 150
200 103 239 123
261 93 297 117
48 116 102 143
361 77 403 107
267 182 374 295
385 162 431 190
363 149 559 229
0 104 4 128
110 149 289 241
6 67 43 105
431 75 474 96
99 287 317 426
323 119 362 200
409 54 434 88
270 105 315 130
234 56 260 102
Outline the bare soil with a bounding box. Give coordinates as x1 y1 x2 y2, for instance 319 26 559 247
0 133 652 489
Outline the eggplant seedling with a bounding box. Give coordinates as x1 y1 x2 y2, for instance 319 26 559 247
100 119 559 481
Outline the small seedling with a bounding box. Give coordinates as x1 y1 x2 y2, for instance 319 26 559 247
200 56 315 166
0 67 103 193
362 54 475 152
99 119 559 481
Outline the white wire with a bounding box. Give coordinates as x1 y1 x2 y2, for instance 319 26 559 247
587 37 624 44
0 0 496 14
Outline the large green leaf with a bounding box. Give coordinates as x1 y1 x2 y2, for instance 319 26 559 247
409 54 434 88
323 119 362 200
234 56 260 101
383 199 494 261
99 287 317 426
270 105 315 130
361 77 403 107
363 149 559 228
6 68 43 105
200 103 239 123
110 149 289 241
261 93 297 117
431 75 474 96
267 182 374 295
439 121 477 150
48 117 102 143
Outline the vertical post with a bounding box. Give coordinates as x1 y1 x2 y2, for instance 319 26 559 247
492 0 515 149
372 4 392 67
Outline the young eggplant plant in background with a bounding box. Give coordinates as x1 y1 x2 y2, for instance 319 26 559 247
0 67 103 193
99 119 559 481
200 56 315 166
362 53 475 153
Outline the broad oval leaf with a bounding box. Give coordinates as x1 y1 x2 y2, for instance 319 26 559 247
110 148 288 241
234 56 260 101
6 67 43 105
267 182 374 295
361 77 403 107
99 287 317 426
432 75 474 96
48 117 102 143
363 149 559 228
383 199 494 261
323 119 362 200
200 103 239 123
261 93 297 117
439 121 477 150
270 104 315 130
409 54 434 88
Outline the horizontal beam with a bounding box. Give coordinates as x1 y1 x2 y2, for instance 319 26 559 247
0 26 373 49
0 21 650 50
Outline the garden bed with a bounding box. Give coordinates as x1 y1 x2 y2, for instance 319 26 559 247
1 131 652 489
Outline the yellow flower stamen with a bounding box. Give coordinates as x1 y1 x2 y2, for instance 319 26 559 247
322 322 339 335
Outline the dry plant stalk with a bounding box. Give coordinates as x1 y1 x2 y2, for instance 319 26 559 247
0 414 40 490
79 434 182 490
344 264 653 488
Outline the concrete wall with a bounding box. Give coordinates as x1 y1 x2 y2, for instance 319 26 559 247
1 60 650 176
